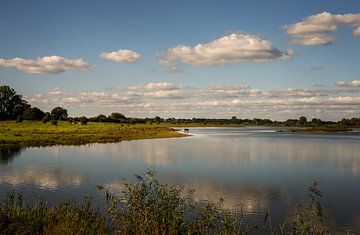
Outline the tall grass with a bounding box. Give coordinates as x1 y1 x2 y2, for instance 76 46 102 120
0 170 331 234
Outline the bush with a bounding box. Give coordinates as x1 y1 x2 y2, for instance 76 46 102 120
79 116 88 125
42 115 51 124
51 107 68 120
16 115 23 123
23 107 45 120
51 120 58 126
0 192 106 234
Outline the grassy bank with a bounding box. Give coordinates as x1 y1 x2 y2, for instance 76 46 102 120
0 121 186 148
277 126 352 133
0 170 329 235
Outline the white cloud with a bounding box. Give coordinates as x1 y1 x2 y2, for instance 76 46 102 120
354 26 360 37
0 56 91 74
144 82 187 91
100 49 140 63
26 83 360 120
158 33 293 71
144 90 185 99
265 88 359 98
108 82 188 92
284 12 360 45
336 80 360 87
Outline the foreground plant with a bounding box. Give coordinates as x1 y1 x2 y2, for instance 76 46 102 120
0 192 105 234
105 169 254 234
0 170 331 234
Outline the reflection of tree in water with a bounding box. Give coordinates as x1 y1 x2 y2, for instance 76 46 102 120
0 147 23 165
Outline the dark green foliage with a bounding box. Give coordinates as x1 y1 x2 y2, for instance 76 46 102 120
51 120 58 126
79 116 88 125
42 114 51 124
97 114 107 122
0 86 29 120
109 112 127 123
51 107 68 120
16 115 23 123
23 107 45 120
89 114 107 122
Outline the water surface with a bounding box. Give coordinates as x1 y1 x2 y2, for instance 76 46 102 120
1 127 360 232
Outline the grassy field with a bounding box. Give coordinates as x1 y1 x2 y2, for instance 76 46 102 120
0 121 186 148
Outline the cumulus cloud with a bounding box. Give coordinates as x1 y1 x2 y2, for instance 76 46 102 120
335 80 360 87
26 83 360 119
283 12 360 45
143 82 187 91
144 90 185 99
265 88 359 98
158 33 293 71
169 96 360 110
0 56 91 74
195 84 262 98
107 82 188 93
100 49 140 63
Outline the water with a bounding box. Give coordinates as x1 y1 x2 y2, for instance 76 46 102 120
1 127 360 232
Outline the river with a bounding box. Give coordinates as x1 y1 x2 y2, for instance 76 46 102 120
1 127 360 232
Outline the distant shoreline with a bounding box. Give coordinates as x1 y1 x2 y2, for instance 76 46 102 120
276 126 353 133
0 121 356 148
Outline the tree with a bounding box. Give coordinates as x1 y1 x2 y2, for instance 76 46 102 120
23 107 45 120
95 114 107 122
51 107 68 120
42 113 51 123
110 112 126 120
298 116 307 125
79 116 88 125
0 85 29 120
154 116 162 124
109 112 127 122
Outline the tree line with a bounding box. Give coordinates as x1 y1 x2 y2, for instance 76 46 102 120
1 85 360 127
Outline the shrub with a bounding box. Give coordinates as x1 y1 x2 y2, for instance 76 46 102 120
23 107 45 120
51 107 68 120
42 115 51 124
16 115 23 123
0 192 106 234
79 116 88 125
0 171 330 234
51 120 58 126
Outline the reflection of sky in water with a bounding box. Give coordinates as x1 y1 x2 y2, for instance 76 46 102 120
0 127 359 232
0 166 85 190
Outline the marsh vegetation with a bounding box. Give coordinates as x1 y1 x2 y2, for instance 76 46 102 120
0 170 329 235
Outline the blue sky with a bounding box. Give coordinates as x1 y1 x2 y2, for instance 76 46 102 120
1 0 360 120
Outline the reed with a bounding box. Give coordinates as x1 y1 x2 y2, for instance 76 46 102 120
0 170 331 234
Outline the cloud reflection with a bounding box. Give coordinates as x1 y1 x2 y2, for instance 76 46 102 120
0 166 85 190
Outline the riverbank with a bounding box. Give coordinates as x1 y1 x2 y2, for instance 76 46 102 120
0 121 187 148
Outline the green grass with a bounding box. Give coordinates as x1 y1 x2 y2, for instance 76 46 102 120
277 126 352 133
0 121 186 148
0 170 330 234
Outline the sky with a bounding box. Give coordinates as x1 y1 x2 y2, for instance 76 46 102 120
1 0 360 120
